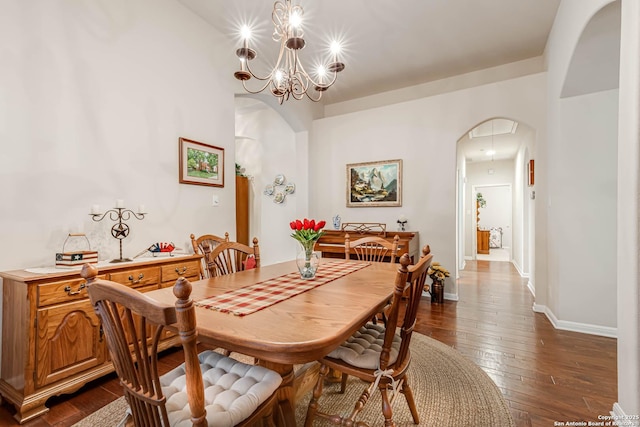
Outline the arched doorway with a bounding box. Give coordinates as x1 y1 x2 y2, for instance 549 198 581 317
456 118 535 286
234 97 304 265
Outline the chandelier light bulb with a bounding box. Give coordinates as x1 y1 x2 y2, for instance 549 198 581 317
289 11 302 28
330 41 341 55
240 25 252 40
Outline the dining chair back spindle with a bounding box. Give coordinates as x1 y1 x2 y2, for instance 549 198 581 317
190 232 230 279
84 264 281 427
305 246 434 427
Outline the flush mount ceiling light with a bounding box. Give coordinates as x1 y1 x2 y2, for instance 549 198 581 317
233 0 345 104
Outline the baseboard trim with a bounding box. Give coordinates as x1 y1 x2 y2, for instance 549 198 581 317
511 260 529 278
527 280 535 297
612 403 640 426
533 304 617 338
444 292 459 301
423 291 458 301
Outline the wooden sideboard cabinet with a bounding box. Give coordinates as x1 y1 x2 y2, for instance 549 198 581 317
0 255 201 423
316 229 420 262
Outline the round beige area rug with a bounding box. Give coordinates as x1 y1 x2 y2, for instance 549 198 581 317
294 332 514 426
74 333 514 427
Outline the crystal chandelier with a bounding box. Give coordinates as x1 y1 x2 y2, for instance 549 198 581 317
233 0 345 104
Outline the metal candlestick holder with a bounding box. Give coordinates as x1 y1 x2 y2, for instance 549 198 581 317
90 206 146 263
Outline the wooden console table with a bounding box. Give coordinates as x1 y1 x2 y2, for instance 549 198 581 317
316 227 419 262
0 255 201 423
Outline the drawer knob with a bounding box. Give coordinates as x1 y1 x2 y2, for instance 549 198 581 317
128 273 144 284
175 266 188 275
64 282 86 296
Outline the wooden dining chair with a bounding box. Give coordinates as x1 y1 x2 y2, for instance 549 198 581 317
305 246 433 427
345 233 400 325
83 264 282 427
344 233 400 263
190 232 230 279
204 238 260 277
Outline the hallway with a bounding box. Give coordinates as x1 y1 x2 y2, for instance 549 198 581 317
476 247 511 262
415 260 617 426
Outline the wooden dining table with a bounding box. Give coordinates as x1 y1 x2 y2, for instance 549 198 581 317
144 258 400 426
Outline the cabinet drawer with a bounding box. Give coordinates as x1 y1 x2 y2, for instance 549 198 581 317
38 275 107 307
109 267 160 289
161 260 200 283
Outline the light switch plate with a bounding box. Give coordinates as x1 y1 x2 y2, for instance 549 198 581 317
212 194 220 206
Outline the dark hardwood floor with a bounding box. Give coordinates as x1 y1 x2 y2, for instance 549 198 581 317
0 260 617 426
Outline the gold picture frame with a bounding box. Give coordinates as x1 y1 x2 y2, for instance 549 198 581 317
346 159 402 207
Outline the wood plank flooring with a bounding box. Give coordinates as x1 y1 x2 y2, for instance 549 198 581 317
0 260 617 426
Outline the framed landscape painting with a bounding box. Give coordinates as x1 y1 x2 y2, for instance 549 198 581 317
179 137 224 187
346 159 402 207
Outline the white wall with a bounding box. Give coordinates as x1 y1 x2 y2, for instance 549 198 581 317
310 73 547 299
235 102 309 265
616 0 640 418
545 0 629 416
552 90 618 328
512 130 536 279
0 0 239 367
0 0 238 269
544 0 619 334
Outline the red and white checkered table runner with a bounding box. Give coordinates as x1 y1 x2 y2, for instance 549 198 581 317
194 260 371 316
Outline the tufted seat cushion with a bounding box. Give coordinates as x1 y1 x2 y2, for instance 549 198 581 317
327 323 401 369
160 350 282 427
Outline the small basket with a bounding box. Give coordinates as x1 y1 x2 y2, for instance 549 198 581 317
55 233 98 266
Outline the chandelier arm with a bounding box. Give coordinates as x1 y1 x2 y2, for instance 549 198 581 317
304 90 323 102
289 75 309 98
243 36 288 83
241 78 275 95
296 60 339 89
290 51 311 93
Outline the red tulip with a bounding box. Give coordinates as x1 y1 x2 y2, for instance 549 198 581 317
309 219 316 230
295 219 303 230
303 218 310 229
290 221 296 230
315 220 326 231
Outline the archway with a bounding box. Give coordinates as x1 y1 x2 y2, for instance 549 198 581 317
234 97 306 265
455 118 536 288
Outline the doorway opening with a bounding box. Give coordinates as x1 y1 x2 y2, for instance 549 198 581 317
474 184 512 261
455 117 535 293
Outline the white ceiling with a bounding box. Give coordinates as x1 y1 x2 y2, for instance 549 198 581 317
458 119 525 164
177 0 561 105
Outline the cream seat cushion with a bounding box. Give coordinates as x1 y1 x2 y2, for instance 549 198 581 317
160 350 282 427
327 323 401 369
